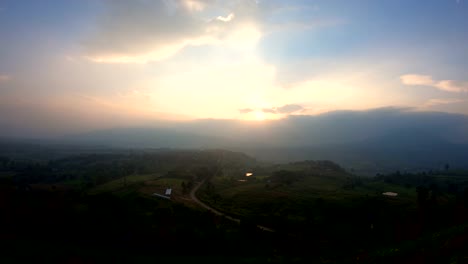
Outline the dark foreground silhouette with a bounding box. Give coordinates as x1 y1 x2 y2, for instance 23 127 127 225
0 149 467 263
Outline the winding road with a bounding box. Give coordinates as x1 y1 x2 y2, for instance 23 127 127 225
189 177 274 232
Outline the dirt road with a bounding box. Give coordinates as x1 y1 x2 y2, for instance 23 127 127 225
189 178 274 232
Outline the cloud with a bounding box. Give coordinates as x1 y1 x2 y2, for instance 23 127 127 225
276 104 304 114
422 98 465 107
0 75 10 82
239 108 254 114
260 104 304 114
262 108 277 114
84 0 263 63
435 80 468 93
83 1 325 64
401 74 468 92
182 0 214 12
400 74 434 86
217 13 235 22
84 0 207 63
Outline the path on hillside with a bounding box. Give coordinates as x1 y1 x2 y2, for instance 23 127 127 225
189 178 274 232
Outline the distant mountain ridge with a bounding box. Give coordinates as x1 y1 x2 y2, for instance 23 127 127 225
62 108 468 146
48 108 468 173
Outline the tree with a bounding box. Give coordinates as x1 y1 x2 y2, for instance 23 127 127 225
271 170 301 186
417 186 429 208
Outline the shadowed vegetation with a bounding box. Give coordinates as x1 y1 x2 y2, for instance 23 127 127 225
0 145 467 263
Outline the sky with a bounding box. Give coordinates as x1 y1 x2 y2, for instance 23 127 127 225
0 0 468 136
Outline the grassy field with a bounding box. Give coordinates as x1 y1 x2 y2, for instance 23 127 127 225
198 162 422 231
88 173 194 205
89 174 183 194
89 173 161 194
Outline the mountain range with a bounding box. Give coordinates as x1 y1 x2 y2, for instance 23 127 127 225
52 107 468 174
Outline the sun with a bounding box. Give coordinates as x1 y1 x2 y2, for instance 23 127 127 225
254 111 266 121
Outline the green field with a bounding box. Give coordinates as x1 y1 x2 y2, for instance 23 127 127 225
1 147 467 263
89 173 160 193
197 161 423 231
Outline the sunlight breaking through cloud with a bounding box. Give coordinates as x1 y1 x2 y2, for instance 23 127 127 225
84 0 263 64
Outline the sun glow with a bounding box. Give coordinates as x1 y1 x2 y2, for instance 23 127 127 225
254 111 266 121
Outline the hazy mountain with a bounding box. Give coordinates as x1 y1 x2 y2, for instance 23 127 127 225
52 108 468 174
63 127 237 149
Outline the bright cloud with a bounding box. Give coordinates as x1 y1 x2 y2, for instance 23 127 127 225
182 0 212 12
422 98 465 107
400 74 435 86
3 0 468 134
217 13 235 22
83 0 321 64
276 104 304 114
260 104 304 114
84 0 263 63
139 56 404 119
239 108 254 114
401 74 468 92
436 80 468 93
